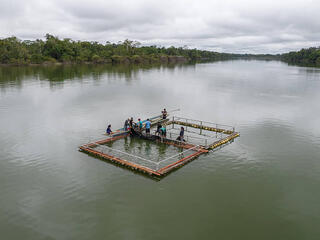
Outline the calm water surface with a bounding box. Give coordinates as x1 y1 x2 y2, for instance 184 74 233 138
0 61 319 240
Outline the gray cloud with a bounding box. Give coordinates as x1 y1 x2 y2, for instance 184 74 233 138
0 0 319 53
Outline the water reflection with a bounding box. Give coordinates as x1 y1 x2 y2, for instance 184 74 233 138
0 63 190 89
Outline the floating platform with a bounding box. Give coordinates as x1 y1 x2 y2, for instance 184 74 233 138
79 114 240 178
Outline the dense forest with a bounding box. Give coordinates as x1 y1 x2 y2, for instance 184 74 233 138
0 34 237 65
1 34 319 66
281 47 320 66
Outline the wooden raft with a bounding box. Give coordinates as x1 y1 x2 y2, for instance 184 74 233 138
79 115 240 178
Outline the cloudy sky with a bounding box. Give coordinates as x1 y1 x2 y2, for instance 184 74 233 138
0 0 319 53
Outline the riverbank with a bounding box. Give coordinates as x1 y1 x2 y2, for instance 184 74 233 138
281 47 320 67
2 34 319 68
0 55 189 66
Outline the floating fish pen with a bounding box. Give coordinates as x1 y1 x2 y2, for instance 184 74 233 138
79 114 240 178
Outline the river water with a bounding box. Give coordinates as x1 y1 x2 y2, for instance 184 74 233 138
0 60 319 240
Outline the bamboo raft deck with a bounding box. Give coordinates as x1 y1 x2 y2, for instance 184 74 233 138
79 115 240 178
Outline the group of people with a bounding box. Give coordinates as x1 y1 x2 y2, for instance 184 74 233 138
119 108 167 135
123 117 145 131
123 117 154 137
123 117 135 131
106 108 184 141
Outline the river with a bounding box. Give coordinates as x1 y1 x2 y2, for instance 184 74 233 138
0 60 319 239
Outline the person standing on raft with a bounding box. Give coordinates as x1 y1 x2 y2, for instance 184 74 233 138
162 108 167 119
145 118 151 136
177 126 185 141
129 117 134 128
124 119 129 131
138 118 143 132
156 123 162 135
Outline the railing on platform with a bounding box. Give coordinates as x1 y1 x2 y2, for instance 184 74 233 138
172 116 235 133
166 131 209 147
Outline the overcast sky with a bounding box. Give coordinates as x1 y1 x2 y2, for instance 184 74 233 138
0 0 319 53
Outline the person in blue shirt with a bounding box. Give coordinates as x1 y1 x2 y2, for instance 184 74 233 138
106 124 112 135
145 119 151 136
138 118 143 132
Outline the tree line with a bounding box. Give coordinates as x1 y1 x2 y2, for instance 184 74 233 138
281 47 320 66
1 34 319 67
0 34 237 65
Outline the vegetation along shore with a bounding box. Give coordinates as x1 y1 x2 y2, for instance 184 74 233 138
0 34 235 65
0 34 319 67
